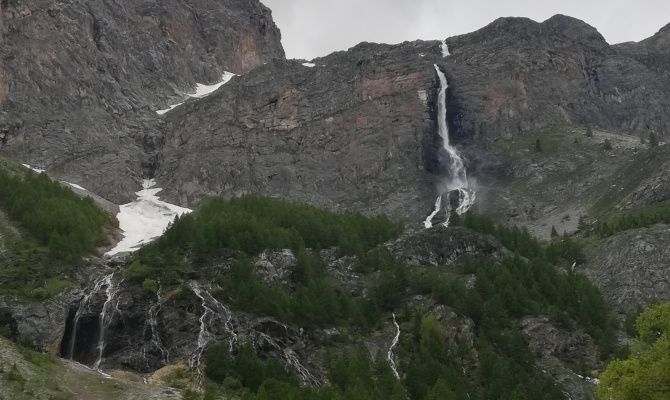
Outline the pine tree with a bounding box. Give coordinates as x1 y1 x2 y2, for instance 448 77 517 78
550 226 559 238
534 138 542 152
649 132 659 148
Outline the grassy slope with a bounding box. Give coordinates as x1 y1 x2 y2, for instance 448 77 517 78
478 126 650 238
0 337 183 400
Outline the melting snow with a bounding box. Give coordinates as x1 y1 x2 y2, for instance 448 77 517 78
302 62 316 68
65 182 88 191
155 71 236 114
22 164 90 192
156 103 184 115
188 71 236 98
22 164 45 174
106 179 192 256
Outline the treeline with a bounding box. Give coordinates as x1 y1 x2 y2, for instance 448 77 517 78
203 344 405 400
134 196 401 281
0 169 109 261
129 198 613 399
594 201 670 237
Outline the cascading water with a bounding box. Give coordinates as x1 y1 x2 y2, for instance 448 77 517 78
67 274 114 360
142 283 169 366
423 64 476 228
93 274 122 370
189 283 237 384
255 331 321 386
387 313 401 379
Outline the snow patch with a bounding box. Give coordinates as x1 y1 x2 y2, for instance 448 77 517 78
156 103 184 115
188 71 236 98
65 182 88 191
417 90 428 103
23 164 90 193
22 164 45 174
155 71 236 114
302 62 316 68
105 179 192 256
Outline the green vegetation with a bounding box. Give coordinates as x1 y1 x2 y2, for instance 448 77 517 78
0 169 110 261
130 196 401 283
0 165 112 298
594 200 670 237
598 303 670 400
452 212 586 265
145 199 616 400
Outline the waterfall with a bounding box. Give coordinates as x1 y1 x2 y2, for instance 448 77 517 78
188 283 237 384
387 313 401 379
142 283 169 366
67 274 113 359
94 274 122 370
255 331 321 386
424 64 476 228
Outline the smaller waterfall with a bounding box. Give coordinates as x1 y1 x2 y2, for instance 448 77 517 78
94 274 122 370
424 64 476 228
67 273 116 361
189 283 237 383
256 331 320 386
142 283 169 366
387 313 401 379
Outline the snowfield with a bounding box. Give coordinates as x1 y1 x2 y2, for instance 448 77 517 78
106 179 192 256
156 71 236 115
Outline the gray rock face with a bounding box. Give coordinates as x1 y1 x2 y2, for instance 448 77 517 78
584 224 670 315
0 0 284 203
156 41 447 223
0 290 80 354
446 15 670 143
390 225 508 267
522 317 600 400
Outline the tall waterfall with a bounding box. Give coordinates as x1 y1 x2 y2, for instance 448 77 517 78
424 64 476 228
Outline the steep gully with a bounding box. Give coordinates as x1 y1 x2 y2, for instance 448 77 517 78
59 43 468 382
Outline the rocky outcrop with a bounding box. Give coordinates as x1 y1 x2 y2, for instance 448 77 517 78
0 292 78 354
584 224 670 315
390 225 508 267
522 317 600 400
0 0 284 203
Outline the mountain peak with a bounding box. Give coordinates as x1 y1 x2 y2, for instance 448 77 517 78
542 14 607 45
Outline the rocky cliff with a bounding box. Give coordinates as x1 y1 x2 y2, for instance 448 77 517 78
152 15 670 229
156 41 446 223
447 15 670 142
0 0 284 203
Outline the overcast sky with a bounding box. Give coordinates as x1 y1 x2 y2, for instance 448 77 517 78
262 0 670 60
